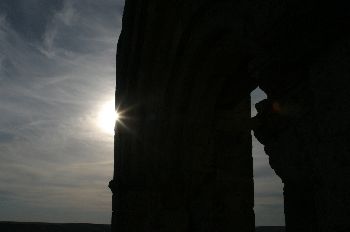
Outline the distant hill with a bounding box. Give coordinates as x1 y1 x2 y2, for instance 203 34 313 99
0 222 110 232
0 222 284 232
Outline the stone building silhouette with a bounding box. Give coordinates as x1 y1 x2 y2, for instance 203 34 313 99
109 1 350 231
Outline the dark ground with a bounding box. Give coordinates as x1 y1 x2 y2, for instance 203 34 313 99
256 226 285 232
0 222 284 231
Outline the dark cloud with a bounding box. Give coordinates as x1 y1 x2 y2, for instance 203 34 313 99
0 131 15 143
0 57 18 78
0 0 64 41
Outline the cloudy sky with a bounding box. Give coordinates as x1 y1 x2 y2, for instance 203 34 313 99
0 0 284 226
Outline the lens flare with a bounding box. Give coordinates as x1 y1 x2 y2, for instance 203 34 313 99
97 100 117 135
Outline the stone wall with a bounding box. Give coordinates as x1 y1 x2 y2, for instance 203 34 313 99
111 1 350 231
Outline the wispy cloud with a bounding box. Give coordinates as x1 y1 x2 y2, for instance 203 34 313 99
0 0 124 223
0 0 283 226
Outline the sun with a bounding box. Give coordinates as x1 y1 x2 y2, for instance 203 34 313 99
97 100 118 135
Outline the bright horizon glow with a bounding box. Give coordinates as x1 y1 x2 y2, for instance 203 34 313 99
97 100 117 135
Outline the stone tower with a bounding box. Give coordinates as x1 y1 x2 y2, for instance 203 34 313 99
109 1 256 231
110 1 350 231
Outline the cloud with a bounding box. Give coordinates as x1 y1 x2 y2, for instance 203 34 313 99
0 131 15 143
251 87 267 116
0 0 124 224
0 0 64 42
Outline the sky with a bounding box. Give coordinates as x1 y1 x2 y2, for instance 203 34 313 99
0 0 284 226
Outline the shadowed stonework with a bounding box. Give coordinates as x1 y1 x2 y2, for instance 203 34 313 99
110 1 350 231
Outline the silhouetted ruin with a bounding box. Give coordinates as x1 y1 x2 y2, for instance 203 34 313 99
110 1 350 231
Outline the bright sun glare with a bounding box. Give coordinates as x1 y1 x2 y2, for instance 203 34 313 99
97 100 118 135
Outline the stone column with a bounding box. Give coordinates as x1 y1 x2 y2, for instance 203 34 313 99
110 1 256 231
